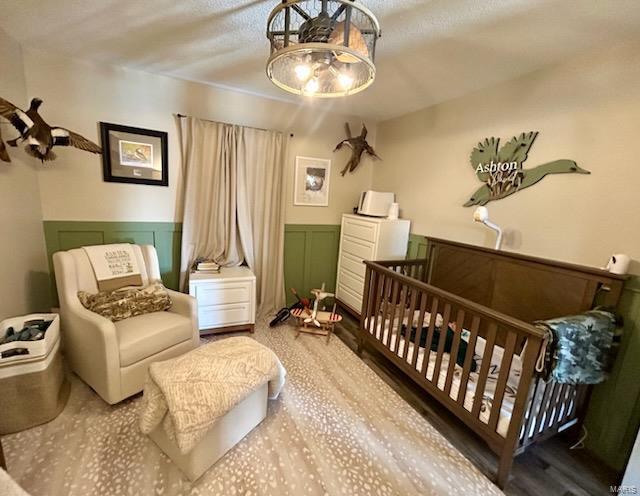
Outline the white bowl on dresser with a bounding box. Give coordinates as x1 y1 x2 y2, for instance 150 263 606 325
189 266 256 334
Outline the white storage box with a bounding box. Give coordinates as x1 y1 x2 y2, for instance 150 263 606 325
0 313 59 367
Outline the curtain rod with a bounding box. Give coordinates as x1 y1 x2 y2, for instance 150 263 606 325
175 113 294 137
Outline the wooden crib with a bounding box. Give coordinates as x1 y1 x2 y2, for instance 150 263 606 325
357 237 625 488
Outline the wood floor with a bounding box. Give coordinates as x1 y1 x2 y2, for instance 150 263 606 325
334 314 619 496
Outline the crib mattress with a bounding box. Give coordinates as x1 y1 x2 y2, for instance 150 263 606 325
366 313 572 438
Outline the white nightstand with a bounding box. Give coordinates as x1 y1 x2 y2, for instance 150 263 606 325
188 267 256 334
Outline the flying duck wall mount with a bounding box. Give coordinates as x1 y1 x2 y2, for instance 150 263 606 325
334 123 380 176
464 131 589 207
0 96 101 163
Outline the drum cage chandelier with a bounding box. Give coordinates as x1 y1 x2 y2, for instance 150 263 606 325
266 0 381 98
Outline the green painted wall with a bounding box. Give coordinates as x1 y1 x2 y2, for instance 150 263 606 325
43 221 182 305
283 224 341 306
585 275 640 471
407 233 429 259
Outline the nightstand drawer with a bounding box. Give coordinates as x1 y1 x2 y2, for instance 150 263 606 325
193 282 251 306
198 303 252 329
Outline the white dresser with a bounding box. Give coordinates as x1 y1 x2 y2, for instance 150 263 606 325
336 214 410 316
188 266 256 334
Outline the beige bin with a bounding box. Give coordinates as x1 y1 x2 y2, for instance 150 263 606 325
0 314 69 435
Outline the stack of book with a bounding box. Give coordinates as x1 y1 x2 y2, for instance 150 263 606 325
193 258 220 274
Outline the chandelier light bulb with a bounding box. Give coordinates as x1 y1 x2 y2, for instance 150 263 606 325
294 63 312 82
337 72 354 90
304 78 319 95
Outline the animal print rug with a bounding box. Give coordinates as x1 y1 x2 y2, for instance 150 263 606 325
3 319 502 495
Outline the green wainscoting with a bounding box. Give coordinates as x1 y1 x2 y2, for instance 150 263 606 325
585 275 640 472
41 220 640 471
283 225 341 306
407 233 429 259
43 221 182 305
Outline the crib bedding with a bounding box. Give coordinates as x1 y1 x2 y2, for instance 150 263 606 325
366 312 572 438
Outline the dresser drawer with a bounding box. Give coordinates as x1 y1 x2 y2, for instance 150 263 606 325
337 284 363 314
341 235 375 260
198 303 252 329
339 252 366 279
338 268 364 298
343 217 377 243
193 282 251 306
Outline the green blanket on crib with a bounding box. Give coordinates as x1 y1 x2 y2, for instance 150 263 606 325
535 309 617 385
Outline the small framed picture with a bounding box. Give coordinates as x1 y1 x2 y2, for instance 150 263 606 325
100 122 168 186
294 156 331 207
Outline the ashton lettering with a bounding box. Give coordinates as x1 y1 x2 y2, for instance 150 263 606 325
464 131 590 207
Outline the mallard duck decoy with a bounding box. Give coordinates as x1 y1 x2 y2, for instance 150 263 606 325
0 97 101 162
0 126 10 162
463 132 590 206
334 123 381 176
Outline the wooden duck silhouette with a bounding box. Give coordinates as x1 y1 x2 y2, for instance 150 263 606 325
334 123 380 176
463 132 589 207
0 97 101 162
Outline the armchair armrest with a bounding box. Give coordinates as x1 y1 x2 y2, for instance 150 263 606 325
59 297 123 403
166 289 200 347
54 250 122 403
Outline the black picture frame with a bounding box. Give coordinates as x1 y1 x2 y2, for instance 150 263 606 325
100 122 168 186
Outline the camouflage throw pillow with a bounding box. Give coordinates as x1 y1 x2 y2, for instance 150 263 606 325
77 283 172 322
535 309 617 385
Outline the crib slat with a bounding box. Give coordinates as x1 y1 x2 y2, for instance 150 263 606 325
393 284 410 355
471 322 497 419
369 273 383 338
363 270 377 330
457 315 480 406
432 303 452 389
421 297 440 377
548 383 565 429
534 381 556 435
522 376 542 444
557 385 569 422
488 330 517 432
411 293 428 367
402 288 419 361
563 386 577 420
385 280 401 349
378 275 393 343
444 309 465 396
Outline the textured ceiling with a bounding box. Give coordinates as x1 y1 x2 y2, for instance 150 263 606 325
2 0 640 121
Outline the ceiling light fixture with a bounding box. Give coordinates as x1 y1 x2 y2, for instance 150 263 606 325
266 0 381 98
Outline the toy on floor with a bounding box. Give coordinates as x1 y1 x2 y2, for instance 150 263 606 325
269 288 311 327
291 284 342 343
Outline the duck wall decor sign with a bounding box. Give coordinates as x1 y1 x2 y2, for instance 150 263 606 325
334 123 380 176
0 96 102 163
464 131 589 207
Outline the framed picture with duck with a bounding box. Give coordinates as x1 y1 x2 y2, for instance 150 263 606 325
100 122 168 186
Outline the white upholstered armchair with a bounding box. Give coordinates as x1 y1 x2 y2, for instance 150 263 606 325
53 244 199 404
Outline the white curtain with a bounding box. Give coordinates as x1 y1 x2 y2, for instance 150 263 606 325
178 116 288 314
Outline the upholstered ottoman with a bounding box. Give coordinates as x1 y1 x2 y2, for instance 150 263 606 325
148 382 268 481
139 337 285 482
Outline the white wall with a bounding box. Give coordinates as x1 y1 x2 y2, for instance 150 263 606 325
22 49 375 225
0 30 50 318
374 40 640 273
